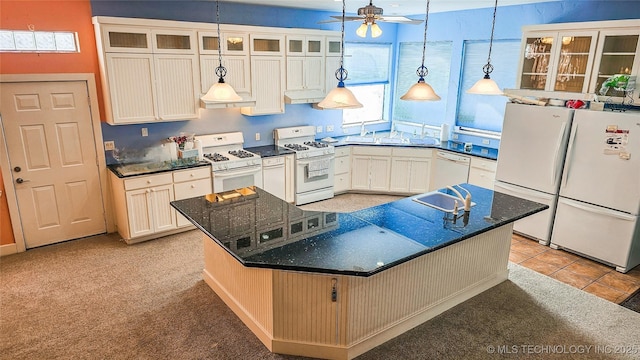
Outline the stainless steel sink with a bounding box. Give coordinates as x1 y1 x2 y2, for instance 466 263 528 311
409 137 440 146
412 191 476 213
379 137 409 144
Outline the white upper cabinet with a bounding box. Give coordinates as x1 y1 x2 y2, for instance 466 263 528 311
94 20 200 124
250 33 285 56
198 31 249 56
512 19 640 101
286 35 324 57
517 30 597 94
325 36 341 57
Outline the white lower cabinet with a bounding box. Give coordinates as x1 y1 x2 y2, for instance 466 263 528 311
173 167 212 227
262 154 295 202
351 146 392 192
110 167 211 243
389 148 432 194
334 146 351 194
467 157 497 190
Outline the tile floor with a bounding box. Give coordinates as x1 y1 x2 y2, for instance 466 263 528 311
510 233 640 304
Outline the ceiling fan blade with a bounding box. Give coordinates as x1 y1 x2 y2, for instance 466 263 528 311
318 15 366 24
379 16 423 24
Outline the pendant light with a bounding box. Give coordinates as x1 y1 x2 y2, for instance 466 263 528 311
466 0 503 95
201 0 242 102
400 0 440 101
317 0 363 109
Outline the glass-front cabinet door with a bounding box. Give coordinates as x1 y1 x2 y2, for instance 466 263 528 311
518 31 597 93
151 29 196 54
519 32 555 91
589 30 639 98
199 31 248 56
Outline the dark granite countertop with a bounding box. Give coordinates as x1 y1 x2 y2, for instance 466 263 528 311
108 160 210 178
171 184 546 277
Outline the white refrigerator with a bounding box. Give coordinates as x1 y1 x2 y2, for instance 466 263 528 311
494 103 574 245
550 110 640 273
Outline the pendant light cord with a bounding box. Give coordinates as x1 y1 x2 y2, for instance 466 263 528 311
420 0 430 70
483 0 498 76
334 0 348 84
215 0 227 81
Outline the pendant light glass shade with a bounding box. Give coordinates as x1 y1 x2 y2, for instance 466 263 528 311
466 0 503 95
401 79 441 101
466 75 503 95
202 0 242 102
400 0 440 101
318 0 363 109
201 79 242 102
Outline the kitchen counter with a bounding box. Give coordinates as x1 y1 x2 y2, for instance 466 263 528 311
324 133 498 160
172 185 545 359
107 160 210 178
171 184 545 276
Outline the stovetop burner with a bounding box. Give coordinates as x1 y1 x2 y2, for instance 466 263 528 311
228 149 254 158
203 153 229 162
304 141 329 148
285 143 309 151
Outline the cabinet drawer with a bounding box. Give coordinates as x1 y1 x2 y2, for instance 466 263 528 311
335 156 351 174
334 146 350 157
351 146 392 156
173 167 211 183
470 157 497 172
468 168 495 190
263 156 285 166
392 147 432 158
174 178 212 199
124 173 173 191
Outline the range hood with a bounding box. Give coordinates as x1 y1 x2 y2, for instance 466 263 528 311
284 90 327 104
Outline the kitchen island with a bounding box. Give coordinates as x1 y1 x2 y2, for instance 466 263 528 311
171 184 546 359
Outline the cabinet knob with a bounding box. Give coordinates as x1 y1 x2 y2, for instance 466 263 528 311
191 184 195 188
147 180 151 184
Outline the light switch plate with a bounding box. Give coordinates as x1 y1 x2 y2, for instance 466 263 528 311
104 141 115 151
141 128 148 137
317 126 323 133
327 125 334 132
255 133 260 141
482 139 490 145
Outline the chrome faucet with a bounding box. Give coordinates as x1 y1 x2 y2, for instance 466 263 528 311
360 122 368 137
447 184 472 212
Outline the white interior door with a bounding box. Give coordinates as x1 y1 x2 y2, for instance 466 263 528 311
0 81 106 248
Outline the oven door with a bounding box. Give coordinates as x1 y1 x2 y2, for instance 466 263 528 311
296 154 334 194
213 164 263 192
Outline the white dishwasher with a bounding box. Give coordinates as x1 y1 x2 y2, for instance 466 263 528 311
262 156 286 200
430 151 470 191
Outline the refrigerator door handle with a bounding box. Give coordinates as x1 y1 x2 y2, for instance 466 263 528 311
561 123 579 189
495 182 554 200
562 199 636 221
551 121 568 185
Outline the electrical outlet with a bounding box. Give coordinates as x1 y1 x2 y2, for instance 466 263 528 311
316 125 323 133
482 139 490 145
481 148 489 155
255 132 260 141
141 128 148 137
327 125 334 132
104 141 115 151
452 134 459 140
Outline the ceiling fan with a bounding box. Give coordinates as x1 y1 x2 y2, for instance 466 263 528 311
319 1 422 37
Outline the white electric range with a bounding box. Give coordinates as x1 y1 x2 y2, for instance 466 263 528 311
274 126 335 205
195 132 262 193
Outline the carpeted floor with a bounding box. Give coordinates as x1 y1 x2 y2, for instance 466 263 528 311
2 194 640 359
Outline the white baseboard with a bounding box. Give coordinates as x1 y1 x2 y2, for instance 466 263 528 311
0 243 18 257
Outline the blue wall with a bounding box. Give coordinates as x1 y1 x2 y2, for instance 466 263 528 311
93 0 639 163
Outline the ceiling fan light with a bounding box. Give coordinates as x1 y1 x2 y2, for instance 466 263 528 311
356 22 369 38
466 76 503 95
370 22 383 38
400 80 440 101
202 79 243 102
318 84 363 109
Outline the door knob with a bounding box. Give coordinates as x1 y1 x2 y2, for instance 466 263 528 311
16 178 30 184
14 166 21 172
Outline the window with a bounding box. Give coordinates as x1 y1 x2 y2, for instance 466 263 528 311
393 41 452 127
341 43 392 126
457 40 520 133
0 30 79 52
